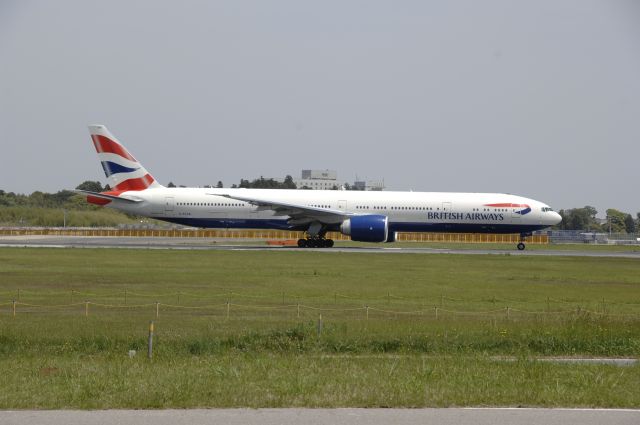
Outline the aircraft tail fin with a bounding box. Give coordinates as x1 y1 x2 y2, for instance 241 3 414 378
88 125 164 192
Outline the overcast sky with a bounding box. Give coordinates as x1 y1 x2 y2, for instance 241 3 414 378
1 0 639 216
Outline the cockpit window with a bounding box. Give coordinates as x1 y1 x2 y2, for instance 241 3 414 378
541 207 554 212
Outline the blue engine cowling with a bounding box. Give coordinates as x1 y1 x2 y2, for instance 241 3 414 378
340 215 389 242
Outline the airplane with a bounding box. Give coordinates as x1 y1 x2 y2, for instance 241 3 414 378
77 125 562 250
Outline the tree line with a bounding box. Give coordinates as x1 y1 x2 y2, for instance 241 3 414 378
167 176 366 190
557 206 637 234
167 176 297 189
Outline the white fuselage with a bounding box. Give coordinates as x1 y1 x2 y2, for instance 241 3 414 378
106 188 561 235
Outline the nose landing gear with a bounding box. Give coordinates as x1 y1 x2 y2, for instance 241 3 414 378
517 233 531 250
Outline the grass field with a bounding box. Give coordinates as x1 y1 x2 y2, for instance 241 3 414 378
0 247 639 408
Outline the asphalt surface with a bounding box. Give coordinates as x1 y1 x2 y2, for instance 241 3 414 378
1 409 639 425
1 235 640 258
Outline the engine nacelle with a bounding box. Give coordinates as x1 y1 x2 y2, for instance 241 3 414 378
340 215 389 242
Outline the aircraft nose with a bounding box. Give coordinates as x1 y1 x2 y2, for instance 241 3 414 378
551 211 562 225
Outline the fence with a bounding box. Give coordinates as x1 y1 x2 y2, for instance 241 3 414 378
3 289 639 320
547 230 640 245
0 227 549 244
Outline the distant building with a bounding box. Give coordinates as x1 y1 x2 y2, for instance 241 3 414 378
293 169 385 191
353 180 385 191
301 169 337 180
294 169 343 190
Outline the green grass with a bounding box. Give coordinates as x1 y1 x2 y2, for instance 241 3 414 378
2 354 638 409
0 206 143 227
0 247 639 408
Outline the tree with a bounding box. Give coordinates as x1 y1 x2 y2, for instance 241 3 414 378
624 214 636 234
606 209 627 233
75 180 103 192
167 182 176 188
216 181 223 188
282 175 296 189
557 206 599 231
236 176 294 189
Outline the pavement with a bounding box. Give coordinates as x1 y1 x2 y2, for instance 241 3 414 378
1 408 639 425
1 235 640 258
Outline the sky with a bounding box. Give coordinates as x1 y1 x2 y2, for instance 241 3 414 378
1 0 639 216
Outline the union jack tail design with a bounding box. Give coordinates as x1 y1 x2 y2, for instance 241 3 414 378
89 125 163 193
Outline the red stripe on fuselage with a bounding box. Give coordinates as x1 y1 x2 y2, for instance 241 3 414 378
484 203 528 208
91 134 137 162
114 174 155 191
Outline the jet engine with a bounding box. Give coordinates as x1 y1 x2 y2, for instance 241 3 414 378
340 215 390 242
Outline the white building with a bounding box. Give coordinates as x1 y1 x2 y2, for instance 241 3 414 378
294 169 343 190
293 170 385 191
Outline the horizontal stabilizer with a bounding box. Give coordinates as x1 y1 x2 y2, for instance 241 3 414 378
74 190 142 203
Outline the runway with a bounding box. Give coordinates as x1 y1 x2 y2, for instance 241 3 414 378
1 235 639 258
1 408 639 425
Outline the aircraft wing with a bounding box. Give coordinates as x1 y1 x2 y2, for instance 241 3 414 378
210 193 353 224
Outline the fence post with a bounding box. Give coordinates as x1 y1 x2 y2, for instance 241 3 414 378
12 300 16 317
546 297 550 312
85 301 89 317
506 307 510 320
155 302 159 319
297 303 300 319
226 302 230 321
317 314 323 337
147 321 154 359
71 289 74 304
366 305 369 321
435 306 439 320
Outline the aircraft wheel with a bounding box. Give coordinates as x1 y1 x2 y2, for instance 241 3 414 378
326 239 334 248
297 239 307 248
517 242 525 251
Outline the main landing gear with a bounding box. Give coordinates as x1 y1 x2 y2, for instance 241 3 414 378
297 237 334 248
